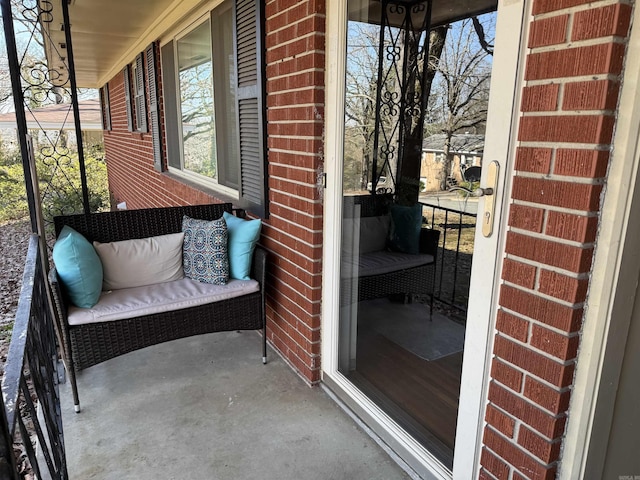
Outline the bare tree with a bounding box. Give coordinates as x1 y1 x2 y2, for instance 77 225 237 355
394 25 447 202
0 47 11 108
343 23 391 191
429 17 493 191
344 22 447 195
342 12 494 195
471 16 494 56
179 63 214 144
178 62 216 177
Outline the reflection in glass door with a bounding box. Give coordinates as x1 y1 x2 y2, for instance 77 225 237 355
338 0 497 468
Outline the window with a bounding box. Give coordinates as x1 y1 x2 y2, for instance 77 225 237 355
161 0 267 217
99 84 112 131
176 19 221 181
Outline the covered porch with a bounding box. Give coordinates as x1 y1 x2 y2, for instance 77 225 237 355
0 0 484 477
54 331 411 480
2 0 639 476
1 227 417 479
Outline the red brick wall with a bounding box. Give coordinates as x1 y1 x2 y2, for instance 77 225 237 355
263 0 326 383
480 2 632 479
104 1 326 384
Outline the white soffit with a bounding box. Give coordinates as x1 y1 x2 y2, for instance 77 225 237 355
348 0 498 28
40 0 187 88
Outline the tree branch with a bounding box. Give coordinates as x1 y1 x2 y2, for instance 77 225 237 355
472 16 494 56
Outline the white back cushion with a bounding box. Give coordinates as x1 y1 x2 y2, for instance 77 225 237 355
341 215 391 256
94 232 184 290
359 215 391 254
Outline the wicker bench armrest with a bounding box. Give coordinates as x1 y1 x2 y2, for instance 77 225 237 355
251 246 267 332
48 267 68 319
251 246 267 288
419 228 440 259
47 267 75 369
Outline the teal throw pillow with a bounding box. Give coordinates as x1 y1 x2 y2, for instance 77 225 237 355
182 215 229 285
52 226 104 308
223 211 262 280
389 204 423 255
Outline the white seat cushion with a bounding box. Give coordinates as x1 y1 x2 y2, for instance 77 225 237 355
67 277 259 325
341 251 434 279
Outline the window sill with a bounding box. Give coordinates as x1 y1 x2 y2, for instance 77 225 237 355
164 169 240 206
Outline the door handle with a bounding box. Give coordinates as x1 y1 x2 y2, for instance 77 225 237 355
481 161 500 238
471 187 494 197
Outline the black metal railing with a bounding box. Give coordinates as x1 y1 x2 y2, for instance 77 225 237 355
0 235 68 480
2 0 102 239
421 201 477 318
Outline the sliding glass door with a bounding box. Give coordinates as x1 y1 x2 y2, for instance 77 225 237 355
323 0 526 475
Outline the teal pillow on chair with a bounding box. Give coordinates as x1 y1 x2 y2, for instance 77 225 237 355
389 204 423 254
223 211 262 280
52 226 104 308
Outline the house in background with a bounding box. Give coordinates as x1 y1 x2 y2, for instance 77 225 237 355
421 133 484 191
0 98 103 149
22 0 640 478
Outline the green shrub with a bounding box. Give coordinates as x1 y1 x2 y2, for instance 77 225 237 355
0 163 30 223
0 153 110 226
456 180 480 197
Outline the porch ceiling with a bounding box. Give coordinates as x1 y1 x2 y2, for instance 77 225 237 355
348 0 499 29
41 0 180 88
41 0 498 89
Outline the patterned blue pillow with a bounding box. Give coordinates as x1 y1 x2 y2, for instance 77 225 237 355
182 215 229 285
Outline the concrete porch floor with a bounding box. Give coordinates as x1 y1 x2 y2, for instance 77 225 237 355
57 330 413 480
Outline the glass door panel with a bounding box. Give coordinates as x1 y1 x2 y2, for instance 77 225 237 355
338 0 497 468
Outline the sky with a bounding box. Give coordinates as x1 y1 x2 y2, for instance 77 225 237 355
0 1 97 114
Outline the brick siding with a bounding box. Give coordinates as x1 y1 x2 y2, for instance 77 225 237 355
263 0 325 383
480 1 632 478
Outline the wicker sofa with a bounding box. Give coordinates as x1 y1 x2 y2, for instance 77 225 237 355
48 203 266 412
341 194 439 314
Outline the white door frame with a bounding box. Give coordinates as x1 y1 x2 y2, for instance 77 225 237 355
321 1 528 478
453 0 529 475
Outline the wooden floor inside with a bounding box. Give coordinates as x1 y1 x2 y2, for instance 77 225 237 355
348 326 463 468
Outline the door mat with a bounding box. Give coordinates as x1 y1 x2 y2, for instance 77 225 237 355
358 298 465 361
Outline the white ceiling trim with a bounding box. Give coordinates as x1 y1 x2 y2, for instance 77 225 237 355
96 0 212 87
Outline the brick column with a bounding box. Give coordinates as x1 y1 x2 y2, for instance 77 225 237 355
263 0 326 383
480 1 632 479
